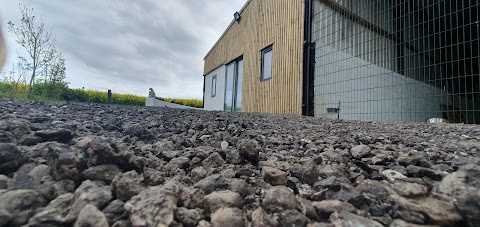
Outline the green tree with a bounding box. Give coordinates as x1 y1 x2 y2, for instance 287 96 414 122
7 2 57 95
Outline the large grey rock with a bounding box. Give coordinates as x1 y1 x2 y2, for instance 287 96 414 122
52 179 76 198
82 164 121 183
0 120 31 142
313 176 350 192
35 128 74 143
210 208 245 227
397 151 423 166
456 190 480 227
351 145 372 159
143 168 165 186
393 181 429 198
278 209 310 227
175 207 204 227
406 165 445 180
74 204 109 227
9 163 36 190
112 170 144 201
0 209 11 226
168 156 191 170
28 164 51 185
389 219 439 227
382 170 408 182
437 164 480 197
191 166 208 182
263 186 302 213
204 190 243 212
229 179 253 197
311 200 357 219
329 185 365 208
0 190 47 226
251 207 278 227
124 186 177 227
222 149 243 164
202 152 226 170
300 159 320 185
237 139 260 164
28 193 74 227
66 180 112 221
300 198 319 221
46 147 88 183
330 211 383 227
103 200 127 225
85 137 141 171
262 166 288 186
318 164 350 179
194 174 228 194
437 164 480 226
0 143 24 174
0 175 10 189
181 187 206 209
391 193 462 226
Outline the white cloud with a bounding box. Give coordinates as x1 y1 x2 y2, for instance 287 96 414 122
0 0 246 99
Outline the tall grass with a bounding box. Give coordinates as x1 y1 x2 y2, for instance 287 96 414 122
61 88 146 106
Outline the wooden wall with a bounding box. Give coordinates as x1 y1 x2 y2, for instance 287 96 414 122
204 0 305 114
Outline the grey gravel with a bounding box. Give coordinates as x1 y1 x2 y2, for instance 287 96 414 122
0 100 479 226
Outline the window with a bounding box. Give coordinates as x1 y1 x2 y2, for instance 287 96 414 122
224 57 243 112
261 45 273 81
211 75 217 97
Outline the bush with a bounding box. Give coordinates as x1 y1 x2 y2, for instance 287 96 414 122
31 82 68 100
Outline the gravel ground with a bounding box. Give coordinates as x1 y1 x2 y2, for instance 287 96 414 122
0 100 479 227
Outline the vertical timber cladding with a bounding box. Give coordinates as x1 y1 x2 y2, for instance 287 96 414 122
204 0 305 114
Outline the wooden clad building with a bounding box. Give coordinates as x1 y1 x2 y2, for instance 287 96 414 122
203 0 480 123
203 0 310 115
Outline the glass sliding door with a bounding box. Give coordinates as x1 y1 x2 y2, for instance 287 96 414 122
224 63 235 112
234 59 243 112
224 57 243 112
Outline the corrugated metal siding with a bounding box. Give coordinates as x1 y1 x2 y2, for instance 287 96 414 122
204 0 305 114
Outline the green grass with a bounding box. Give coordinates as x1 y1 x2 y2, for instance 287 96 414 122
163 97 204 108
0 82 204 108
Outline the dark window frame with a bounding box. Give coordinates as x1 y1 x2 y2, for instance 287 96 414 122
211 75 217 97
224 56 244 112
261 45 273 82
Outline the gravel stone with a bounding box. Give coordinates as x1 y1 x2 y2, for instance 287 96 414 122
0 143 24 174
300 159 320 185
237 139 260 165
112 170 144 201
204 190 243 212
82 164 121 183
263 186 302 213
35 128 74 143
210 208 245 227
74 204 109 227
0 100 479 226
262 166 288 186
351 145 372 159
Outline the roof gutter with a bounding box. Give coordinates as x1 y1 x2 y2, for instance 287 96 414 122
302 0 315 116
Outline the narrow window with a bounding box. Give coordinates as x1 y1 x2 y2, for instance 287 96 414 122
211 75 217 97
261 45 273 81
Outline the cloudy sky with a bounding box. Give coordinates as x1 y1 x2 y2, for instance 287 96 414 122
1 0 246 98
